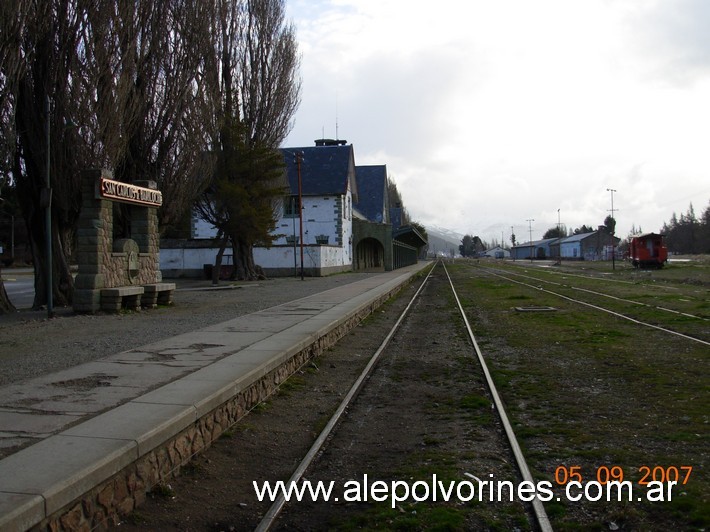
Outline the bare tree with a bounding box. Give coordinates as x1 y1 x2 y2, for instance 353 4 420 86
1 0 294 312
79 0 217 233
0 0 32 313
0 0 219 312
196 0 300 281
239 0 301 148
5 0 88 310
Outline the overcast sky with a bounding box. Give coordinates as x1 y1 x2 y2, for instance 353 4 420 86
283 0 710 244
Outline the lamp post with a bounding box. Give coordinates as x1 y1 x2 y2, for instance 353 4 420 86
295 151 304 280
44 95 54 318
526 219 534 262
606 188 617 270
291 196 297 276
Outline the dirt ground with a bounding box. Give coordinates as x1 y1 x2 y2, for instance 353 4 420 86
114 269 533 531
0 274 380 386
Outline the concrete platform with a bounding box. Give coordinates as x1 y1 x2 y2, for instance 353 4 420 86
0 262 429 531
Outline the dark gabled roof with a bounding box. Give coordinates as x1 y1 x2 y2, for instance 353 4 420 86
561 231 620 244
354 165 388 223
280 144 356 197
560 232 597 244
511 237 559 249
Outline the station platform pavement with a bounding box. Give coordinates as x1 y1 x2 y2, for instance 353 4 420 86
0 262 429 531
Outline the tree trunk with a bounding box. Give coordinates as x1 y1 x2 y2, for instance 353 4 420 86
15 186 72 310
212 234 228 285
233 238 265 281
0 274 15 314
14 63 76 310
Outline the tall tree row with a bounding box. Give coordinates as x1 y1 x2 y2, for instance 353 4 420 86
661 201 710 254
0 0 301 312
195 0 300 281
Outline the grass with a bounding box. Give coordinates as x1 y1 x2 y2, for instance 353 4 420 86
446 261 709 530
332 502 469 531
277 374 306 396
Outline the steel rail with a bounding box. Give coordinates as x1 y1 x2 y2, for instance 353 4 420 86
442 263 553 532
570 285 709 321
483 265 708 322
483 268 710 347
254 263 437 532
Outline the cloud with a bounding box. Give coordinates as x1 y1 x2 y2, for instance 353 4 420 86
621 0 710 85
285 0 710 243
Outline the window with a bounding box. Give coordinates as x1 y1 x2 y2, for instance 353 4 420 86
284 195 300 218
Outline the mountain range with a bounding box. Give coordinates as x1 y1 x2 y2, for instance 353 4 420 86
422 225 464 257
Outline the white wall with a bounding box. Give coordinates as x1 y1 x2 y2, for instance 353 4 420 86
270 191 353 266
254 244 349 273
161 247 222 274
176 190 354 276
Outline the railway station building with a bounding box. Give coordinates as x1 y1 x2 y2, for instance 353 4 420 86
160 140 426 277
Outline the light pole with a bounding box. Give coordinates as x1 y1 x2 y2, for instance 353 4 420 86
557 208 561 263
295 151 305 280
291 195 297 276
44 95 54 318
606 188 617 270
526 219 534 262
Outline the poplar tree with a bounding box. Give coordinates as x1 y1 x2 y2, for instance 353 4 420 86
196 0 300 281
0 0 218 311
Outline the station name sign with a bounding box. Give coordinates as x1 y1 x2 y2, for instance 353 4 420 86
98 177 163 207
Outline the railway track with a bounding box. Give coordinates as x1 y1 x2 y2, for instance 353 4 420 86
256 261 552 531
118 259 707 530
475 264 710 347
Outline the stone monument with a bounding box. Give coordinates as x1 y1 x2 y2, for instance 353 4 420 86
73 168 175 313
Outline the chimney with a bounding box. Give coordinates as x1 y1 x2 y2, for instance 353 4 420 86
314 138 347 147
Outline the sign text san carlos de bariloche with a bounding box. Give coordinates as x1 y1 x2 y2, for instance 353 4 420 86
98 177 163 207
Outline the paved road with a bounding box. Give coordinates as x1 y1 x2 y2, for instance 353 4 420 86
1 269 34 309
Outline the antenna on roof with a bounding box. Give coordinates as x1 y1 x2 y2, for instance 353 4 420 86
335 91 339 141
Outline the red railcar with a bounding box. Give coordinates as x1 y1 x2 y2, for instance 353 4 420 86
629 233 668 268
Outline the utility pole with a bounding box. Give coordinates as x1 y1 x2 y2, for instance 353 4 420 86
526 219 534 262
557 208 562 263
606 188 617 270
44 95 54 318
296 152 305 280
291 196 297 276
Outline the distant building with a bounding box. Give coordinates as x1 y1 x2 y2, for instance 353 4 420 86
510 238 559 260
560 231 621 260
483 246 510 259
509 231 621 261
